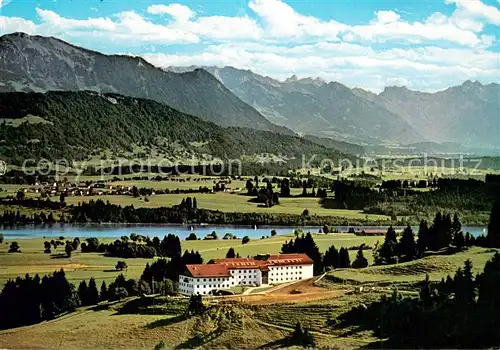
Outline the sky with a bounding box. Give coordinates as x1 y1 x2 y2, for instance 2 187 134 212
0 0 499 92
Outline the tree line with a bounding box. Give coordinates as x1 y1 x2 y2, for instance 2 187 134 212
335 253 500 347
374 202 500 266
280 232 368 275
66 199 391 226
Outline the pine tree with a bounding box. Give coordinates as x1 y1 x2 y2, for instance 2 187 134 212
452 213 462 240
419 274 433 305
100 281 108 301
338 247 351 268
78 280 88 306
374 226 398 265
140 263 153 286
352 247 368 268
454 260 476 308
87 278 99 305
398 225 417 262
323 245 339 268
453 231 465 249
417 220 430 254
226 247 236 258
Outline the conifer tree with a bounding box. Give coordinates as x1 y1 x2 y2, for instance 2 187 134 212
374 226 398 265
417 220 430 254
226 247 236 258
352 246 368 268
87 278 99 305
323 245 339 269
338 247 351 268
398 225 417 262
100 280 108 302
78 280 88 306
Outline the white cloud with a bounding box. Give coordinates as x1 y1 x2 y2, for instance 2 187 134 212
373 10 401 24
0 15 37 34
447 0 500 26
32 8 199 44
248 0 346 40
148 3 262 40
344 9 490 47
147 4 195 22
142 42 499 92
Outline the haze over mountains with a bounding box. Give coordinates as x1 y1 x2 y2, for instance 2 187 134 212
169 66 499 149
0 33 498 153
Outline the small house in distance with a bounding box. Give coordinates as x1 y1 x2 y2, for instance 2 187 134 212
179 253 313 295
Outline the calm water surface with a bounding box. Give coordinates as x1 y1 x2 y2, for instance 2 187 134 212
0 224 487 239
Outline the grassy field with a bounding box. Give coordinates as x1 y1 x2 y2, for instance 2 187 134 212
64 192 390 220
326 246 498 285
0 233 383 287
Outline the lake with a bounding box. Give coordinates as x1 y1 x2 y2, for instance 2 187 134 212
0 224 487 240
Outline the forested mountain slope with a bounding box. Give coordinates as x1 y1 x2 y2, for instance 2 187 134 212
0 91 350 165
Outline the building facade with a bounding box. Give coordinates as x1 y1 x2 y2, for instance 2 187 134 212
179 253 313 295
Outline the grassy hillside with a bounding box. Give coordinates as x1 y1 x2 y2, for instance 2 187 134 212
0 91 351 165
325 246 498 285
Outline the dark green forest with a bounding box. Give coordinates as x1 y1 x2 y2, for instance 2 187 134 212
0 91 350 165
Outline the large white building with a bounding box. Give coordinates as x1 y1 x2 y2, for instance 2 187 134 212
179 253 314 295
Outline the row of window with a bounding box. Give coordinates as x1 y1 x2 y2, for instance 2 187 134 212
272 265 303 270
271 271 302 276
269 276 301 283
198 277 230 282
233 269 259 273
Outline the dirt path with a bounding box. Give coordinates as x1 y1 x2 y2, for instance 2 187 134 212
220 276 345 305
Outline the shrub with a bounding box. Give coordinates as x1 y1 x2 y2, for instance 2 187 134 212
115 261 128 271
8 241 21 253
186 233 197 241
289 322 315 347
154 341 166 350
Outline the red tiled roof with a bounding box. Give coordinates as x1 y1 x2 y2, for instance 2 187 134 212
186 264 231 278
212 258 268 269
185 254 313 277
267 254 313 266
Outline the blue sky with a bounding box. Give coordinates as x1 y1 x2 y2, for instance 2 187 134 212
1 0 499 91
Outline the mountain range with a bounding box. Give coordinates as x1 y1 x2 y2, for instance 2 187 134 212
168 66 499 149
0 32 288 135
0 32 498 152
